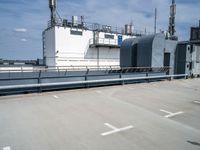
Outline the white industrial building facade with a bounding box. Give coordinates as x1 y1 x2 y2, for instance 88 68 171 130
43 24 136 67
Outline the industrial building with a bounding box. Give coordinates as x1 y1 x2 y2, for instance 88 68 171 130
0 0 200 95
43 0 150 67
120 17 200 76
175 22 200 76
120 33 177 74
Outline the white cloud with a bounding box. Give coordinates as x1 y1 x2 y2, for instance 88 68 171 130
21 38 27 42
14 28 27 32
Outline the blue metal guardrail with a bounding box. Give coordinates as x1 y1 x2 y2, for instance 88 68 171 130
0 74 189 91
1 66 197 95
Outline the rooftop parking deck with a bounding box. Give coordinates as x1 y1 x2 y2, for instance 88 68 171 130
0 79 200 150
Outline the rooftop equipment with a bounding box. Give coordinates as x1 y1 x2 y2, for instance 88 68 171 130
190 20 200 42
80 16 84 27
121 34 166 68
49 0 57 26
168 0 176 37
72 16 79 27
154 8 157 34
125 23 134 35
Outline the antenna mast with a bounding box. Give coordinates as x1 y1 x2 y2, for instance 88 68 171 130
49 0 57 26
154 8 157 34
168 0 176 36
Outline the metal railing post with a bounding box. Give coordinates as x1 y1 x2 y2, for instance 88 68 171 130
146 70 149 82
120 69 124 85
85 68 89 88
38 70 42 84
65 69 67 76
38 70 42 92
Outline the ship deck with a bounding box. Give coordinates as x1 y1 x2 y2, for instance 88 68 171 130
0 79 200 150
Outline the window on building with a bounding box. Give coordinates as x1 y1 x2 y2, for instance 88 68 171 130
70 30 83 36
105 34 114 39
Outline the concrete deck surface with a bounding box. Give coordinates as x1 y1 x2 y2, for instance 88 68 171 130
0 79 200 150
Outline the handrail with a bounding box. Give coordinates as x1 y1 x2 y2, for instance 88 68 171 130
0 66 170 73
47 19 153 36
0 68 170 81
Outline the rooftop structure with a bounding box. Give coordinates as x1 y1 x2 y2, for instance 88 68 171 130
190 20 200 44
168 0 176 37
43 0 152 67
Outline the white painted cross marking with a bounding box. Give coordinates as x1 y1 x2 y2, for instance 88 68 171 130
193 100 200 104
160 109 184 118
101 123 134 136
53 95 59 99
3 146 11 150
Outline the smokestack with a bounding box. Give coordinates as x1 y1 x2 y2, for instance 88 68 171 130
49 0 57 26
168 0 176 36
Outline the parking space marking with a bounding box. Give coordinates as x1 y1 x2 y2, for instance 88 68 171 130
101 123 134 136
193 100 200 104
160 109 184 118
53 95 59 99
3 147 11 150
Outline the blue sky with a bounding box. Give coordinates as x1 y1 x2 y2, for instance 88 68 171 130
0 0 199 60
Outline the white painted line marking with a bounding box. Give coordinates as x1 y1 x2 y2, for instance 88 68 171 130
193 101 200 104
104 123 118 130
160 109 184 118
53 95 59 99
164 112 184 118
3 147 11 150
160 109 172 114
101 123 134 136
